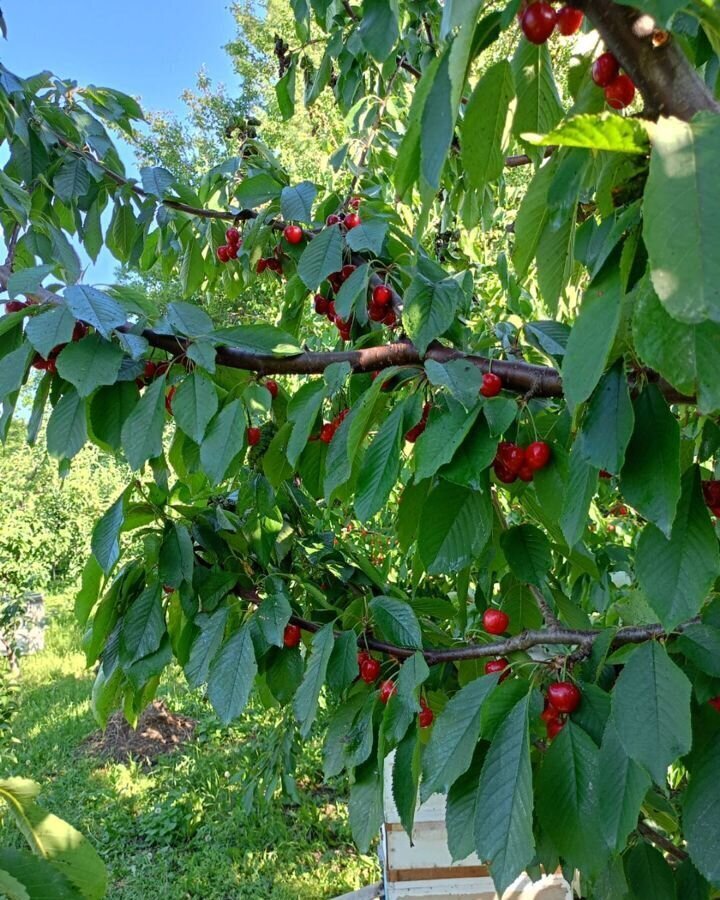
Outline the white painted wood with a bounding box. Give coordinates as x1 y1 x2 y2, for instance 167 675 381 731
384 873 571 899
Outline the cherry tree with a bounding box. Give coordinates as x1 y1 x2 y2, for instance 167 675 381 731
1 0 719 894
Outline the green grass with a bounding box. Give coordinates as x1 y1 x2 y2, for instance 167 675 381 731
0 591 380 898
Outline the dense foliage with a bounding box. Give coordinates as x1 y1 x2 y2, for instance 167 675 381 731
1 0 720 895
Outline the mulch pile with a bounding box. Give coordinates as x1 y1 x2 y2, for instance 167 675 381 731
82 700 196 767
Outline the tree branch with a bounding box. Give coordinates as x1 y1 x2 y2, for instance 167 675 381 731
637 820 688 862
578 0 720 120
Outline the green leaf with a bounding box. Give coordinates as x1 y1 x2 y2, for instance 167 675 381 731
624 843 677 900
158 523 194 589
184 608 229 688
297 225 343 291
440 416 497 489
612 641 692 784
199 399 246 485
56 334 124 398
511 41 563 142
523 112 650 153
500 524 552 587
214 325 301 356
349 757 383 853
355 397 413 522
577 361 635 475
638 466 719 630
675 623 720 676
0 848 80 900
64 285 126 339
424 358 482 409
91 494 125 574
560 440 598 547
512 156 556 279
327 630 359 693
561 265 623 411
293 623 335 737
0 342 32 401
384 652 429 745
474 693 534 895
207 625 257 724
418 481 492 574
345 220 388 256
173 372 218 444
683 737 720 885
89 382 139 451
0 776 107 898
644 114 720 325
167 302 214 337
358 0 399 61
275 64 295 121
25 306 76 359
421 674 497 800
286 379 326 467
179 240 205 298
234 173 283 207
120 584 165 664
597 719 651 853
369 596 422 649
46 389 87 461
120 377 166 469
6 264 54 299
414 399 482 481
536 722 607 876
281 181 317 223
140 166 174 198
446 745 486 862
403 274 462 354
256 592 292 648
54 157 90 203
461 60 515 192
620 385 680 537
106 203 137 262
335 264 370 321
393 723 421 837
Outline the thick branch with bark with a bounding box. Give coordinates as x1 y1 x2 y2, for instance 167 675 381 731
579 0 720 120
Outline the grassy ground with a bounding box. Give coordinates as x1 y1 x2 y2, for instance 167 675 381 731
0 591 380 899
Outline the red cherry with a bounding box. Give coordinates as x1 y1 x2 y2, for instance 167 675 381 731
484 658 510 682
493 460 518 484
702 481 720 507
326 300 337 321
349 196 361 209
45 358 58 375
708 696 720 713
481 372 503 397
497 442 525 474
217 245 230 263
605 74 635 110
314 294 329 315
405 424 425 443
418 706 434 728
283 224 304 245
5 300 27 313
599 470 612 479
482 608 509 635
344 212 361 229
360 657 381 684
547 719 565 740
256 258 268 274
518 465 534 482
556 6 583 34
372 284 393 306
162 585 175 595
383 310 397 327
320 422 336 443
525 441 551 471
265 379 279 399
226 227 241 246
283 623 302 648
326 214 341 226
247 426 262 446
712 505 720 518
341 264 356 281
540 702 561 723
227 243 239 259
358 650 370 667
547 681 581 714
154 361 170 378
520 2 557 44
368 301 386 322
143 361 158 381
591 51 620 87
165 385 176 415
379 680 397 704
72 321 88 341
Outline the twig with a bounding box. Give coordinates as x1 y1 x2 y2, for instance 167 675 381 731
637 821 687 862
4 224 20 270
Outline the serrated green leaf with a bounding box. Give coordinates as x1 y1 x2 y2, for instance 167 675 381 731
418 481 492 574
597 719 651 853
120 376 166 469
297 225 343 290
500 524 552 587
184 608 229 689
173 372 218 445
293 623 335 737
64 285 126 339
46 388 87 461
56 334 124 398
207 625 257 724
461 60 515 192
523 113 650 153
199 399 245 485
577 360 635 475
369 596 422 649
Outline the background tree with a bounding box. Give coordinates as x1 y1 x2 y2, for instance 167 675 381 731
0 0 719 895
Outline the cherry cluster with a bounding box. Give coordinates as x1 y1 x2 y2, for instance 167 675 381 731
256 249 284 275
31 321 88 375
702 480 720 517
519 1 584 44
318 408 350 444
216 227 242 263
326 196 362 231
540 681 581 740
591 51 636 110
494 439 552 484
368 283 396 326
405 401 432 443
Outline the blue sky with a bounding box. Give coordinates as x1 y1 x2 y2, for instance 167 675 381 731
1 0 240 281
